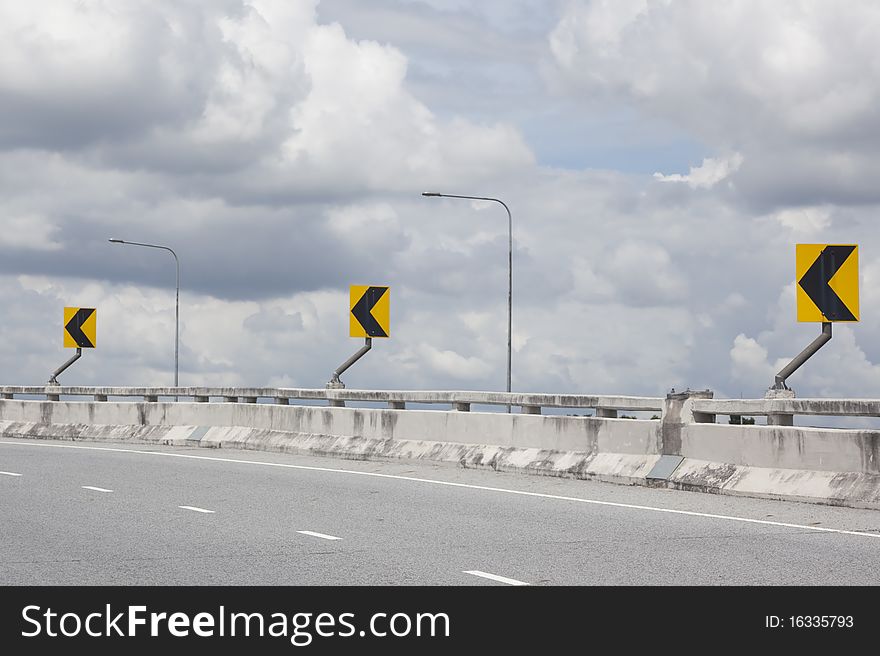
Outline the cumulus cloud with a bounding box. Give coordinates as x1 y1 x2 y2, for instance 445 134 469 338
770 206 833 234
604 240 688 304
550 0 880 145
0 0 532 191
730 334 774 385
654 153 744 189
0 215 62 251
549 0 880 208
417 345 493 380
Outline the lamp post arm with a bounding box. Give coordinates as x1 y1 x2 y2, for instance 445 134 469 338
421 192 513 402
109 239 180 388
116 241 178 263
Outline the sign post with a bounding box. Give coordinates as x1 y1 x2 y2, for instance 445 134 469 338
327 286 389 390
49 307 96 384
771 244 859 392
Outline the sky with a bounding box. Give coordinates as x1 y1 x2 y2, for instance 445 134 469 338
3 0 880 400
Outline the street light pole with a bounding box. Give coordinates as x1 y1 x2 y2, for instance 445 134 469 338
422 192 512 408
109 238 179 388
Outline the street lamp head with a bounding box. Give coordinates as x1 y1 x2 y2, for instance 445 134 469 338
421 192 442 197
108 238 124 244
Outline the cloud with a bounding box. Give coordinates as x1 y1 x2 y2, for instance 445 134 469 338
0 0 532 191
417 345 493 381
770 206 833 234
654 153 743 189
604 240 688 304
0 215 62 251
730 334 774 385
549 0 880 208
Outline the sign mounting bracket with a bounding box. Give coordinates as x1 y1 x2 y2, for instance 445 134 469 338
326 338 372 389
772 322 831 391
48 348 82 385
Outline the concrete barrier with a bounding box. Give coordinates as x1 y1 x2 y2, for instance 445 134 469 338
0 396 662 484
2 386 880 509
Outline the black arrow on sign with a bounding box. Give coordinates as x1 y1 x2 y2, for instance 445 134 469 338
798 245 856 321
65 308 95 348
351 287 388 337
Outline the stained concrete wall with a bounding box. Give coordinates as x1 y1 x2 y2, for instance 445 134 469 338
5 398 880 474
6 397 880 508
0 400 660 456
680 423 880 474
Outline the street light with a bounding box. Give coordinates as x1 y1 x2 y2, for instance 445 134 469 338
422 192 512 408
109 238 180 388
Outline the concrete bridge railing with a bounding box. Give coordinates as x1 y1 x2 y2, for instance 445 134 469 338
691 398 880 426
0 386 664 416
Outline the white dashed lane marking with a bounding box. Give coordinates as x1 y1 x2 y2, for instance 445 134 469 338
178 505 215 514
82 486 113 493
464 570 529 586
297 530 342 541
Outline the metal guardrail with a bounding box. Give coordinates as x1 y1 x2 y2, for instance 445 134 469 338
0 386 665 416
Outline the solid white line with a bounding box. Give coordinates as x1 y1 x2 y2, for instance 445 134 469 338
1 440 878 540
0 471 22 477
297 530 342 541
82 485 113 493
464 570 529 586
179 505 215 514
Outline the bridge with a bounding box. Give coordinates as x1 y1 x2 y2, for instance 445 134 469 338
2 385 880 586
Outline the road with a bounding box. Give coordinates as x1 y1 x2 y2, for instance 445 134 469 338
2 437 880 585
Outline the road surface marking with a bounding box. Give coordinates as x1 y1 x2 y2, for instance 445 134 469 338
179 505 215 514
297 530 342 541
464 570 529 586
0 471 22 477
2 440 879 540
82 485 113 493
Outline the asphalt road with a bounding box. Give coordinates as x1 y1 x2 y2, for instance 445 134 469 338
2 437 880 585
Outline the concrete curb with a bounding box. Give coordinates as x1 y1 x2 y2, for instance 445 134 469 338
668 458 880 510
0 420 658 485
3 420 880 509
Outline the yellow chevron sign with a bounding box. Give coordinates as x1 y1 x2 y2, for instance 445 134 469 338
350 286 390 338
64 307 97 348
796 244 859 322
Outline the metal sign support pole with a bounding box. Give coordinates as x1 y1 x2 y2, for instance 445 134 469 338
773 322 832 390
48 348 82 385
327 338 372 389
